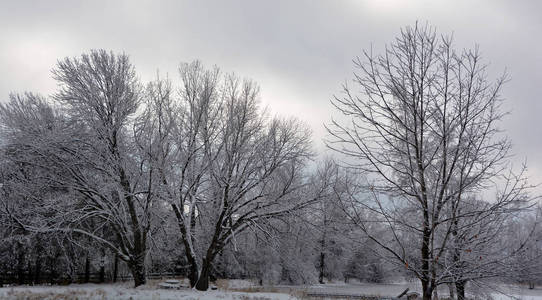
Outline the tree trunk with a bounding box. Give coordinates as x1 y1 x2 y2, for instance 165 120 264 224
118 156 148 288
34 237 41 284
99 249 105 283
318 250 325 284
423 289 434 300
421 210 432 300
172 203 199 288
195 258 211 291
17 242 25 285
27 261 33 285
51 253 58 284
456 281 466 300
129 254 146 287
319 215 327 284
99 264 105 283
188 260 199 288
421 279 433 300
113 254 119 283
448 283 455 300
84 254 90 283
34 254 41 284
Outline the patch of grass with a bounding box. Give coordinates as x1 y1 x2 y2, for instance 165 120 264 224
214 279 231 290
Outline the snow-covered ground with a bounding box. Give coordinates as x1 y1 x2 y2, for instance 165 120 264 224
0 282 297 300
296 281 422 296
1 281 541 300
490 285 542 300
279 281 542 300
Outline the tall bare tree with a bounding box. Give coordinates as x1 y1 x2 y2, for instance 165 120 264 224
327 24 533 300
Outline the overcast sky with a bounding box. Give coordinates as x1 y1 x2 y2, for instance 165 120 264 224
1 0 541 186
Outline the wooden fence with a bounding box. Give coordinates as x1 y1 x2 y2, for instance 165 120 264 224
0 272 185 286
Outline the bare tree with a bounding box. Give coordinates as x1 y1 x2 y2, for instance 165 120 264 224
151 61 318 290
327 24 534 300
438 168 536 299
507 206 542 290
309 159 357 284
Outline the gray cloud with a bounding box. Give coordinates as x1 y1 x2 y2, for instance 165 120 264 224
1 0 541 183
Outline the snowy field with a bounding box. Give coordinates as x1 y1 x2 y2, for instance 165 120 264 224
1 281 542 300
276 282 542 299
0 282 297 300
490 285 542 300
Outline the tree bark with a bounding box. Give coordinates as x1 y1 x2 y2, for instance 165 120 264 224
32 237 41 284
27 261 33 285
99 263 105 283
84 254 90 283
113 254 119 283
129 254 146 287
195 258 211 291
99 249 105 283
34 253 41 284
318 250 325 284
456 281 466 300
188 260 199 288
17 242 25 285
50 253 58 284
421 279 434 300
319 215 327 284
421 226 433 300
448 283 455 300
172 203 200 288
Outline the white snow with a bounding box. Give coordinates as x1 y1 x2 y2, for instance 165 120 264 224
221 279 257 290
0 283 298 300
2 281 542 300
490 285 542 300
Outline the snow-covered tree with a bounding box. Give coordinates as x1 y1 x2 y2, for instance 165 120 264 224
0 50 156 286
150 61 320 290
